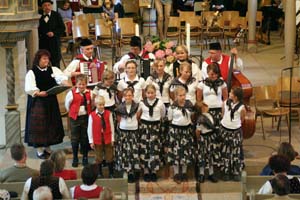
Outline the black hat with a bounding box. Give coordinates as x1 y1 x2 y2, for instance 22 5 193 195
80 39 93 47
209 42 222 50
41 0 53 5
130 36 141 49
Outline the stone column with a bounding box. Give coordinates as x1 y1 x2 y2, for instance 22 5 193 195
27 27 39 69
247 0 258 52
284 0 296 67
1 42 21 147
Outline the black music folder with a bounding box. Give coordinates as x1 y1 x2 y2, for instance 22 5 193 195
46 85 71 95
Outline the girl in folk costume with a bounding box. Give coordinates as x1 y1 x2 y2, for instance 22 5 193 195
167 86 194 183
138 84 166 182
117 60 146 103
88 96 115 178
25 49 70 159
220 87 246 182
65 74 92 167
115 88 141 183
169 61 198 105
197 62 228 134
195 102 219 183
165 45 202 82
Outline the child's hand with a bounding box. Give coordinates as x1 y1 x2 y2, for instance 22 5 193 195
164 147 168 153
196 130 201 140
90 143 95 149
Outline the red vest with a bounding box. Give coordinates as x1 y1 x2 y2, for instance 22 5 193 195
74 185 103 199
205 54 231 82
71 54 104 85
91 110 112 145
69 88 92 120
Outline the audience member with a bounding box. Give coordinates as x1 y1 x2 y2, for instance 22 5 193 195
100 0 124 22
70 164 103 199
49 150 77 180
22 160 70 200
210 0 225 12
260 142 300 175
0 143 38 183
155 0 172 39
258 155 300 194
99 187 114 200
57 1 74 35
264 174 291 199
32 186 53 200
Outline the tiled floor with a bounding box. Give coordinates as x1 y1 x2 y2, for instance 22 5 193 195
1 30 300 199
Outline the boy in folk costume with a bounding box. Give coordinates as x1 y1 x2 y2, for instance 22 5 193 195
88 96 115 178
65 74 92 167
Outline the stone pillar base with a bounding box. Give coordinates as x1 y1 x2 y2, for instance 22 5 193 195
5 110 21 147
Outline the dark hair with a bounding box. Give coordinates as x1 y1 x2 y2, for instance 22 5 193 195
40 160 55 177
269 155 291 173
123 87 134 96
81 164 98 185
271 174 290 196
278 142 297 162
32 49 51 68
207 62 221 78
231 87 244 103
10 143 25 161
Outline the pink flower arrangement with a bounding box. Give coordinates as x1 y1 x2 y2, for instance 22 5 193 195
143 36 177 66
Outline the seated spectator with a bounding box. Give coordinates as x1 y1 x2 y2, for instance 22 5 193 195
99 187 114 200
260 142 300 175
22 160 70 200
210 0 225 12
0 143 38 183
100 0 124 22
258 155 300 194
70 164 103 199
32 186 53 200
176 0 194 13
49 150 77 180
57 1 74 35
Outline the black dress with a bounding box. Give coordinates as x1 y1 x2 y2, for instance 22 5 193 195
25 66 64 147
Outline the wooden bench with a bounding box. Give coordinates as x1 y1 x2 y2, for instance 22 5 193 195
253 194 300 200
0 178 128 200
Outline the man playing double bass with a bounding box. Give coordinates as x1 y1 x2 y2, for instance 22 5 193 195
201 42 243 82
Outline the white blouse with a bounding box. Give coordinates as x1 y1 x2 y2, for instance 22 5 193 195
117 75 145 103
169 78 198 105
145 75 172 104
140 98 166 121
168 104 192 126
221 100 245 129
198 81 227 108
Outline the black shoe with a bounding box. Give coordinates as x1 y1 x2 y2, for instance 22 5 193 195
143 174 151 182
181 173 188 182
82 157 88 166
233 174 241 182
72 158 79 167
208 174 218 183
36 152 47 159
173 174 181 184
197 175 205 183
128 173 135 183
223 174 230 181
150 173 157 182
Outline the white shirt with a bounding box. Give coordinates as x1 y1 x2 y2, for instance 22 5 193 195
119 104 141 130
70 184 99 199
21 177 70 200
117 75 145 103
201 56 243 80
140 98 166 121
169 78 198 105
63 54 94 78
80 0 92 6
196 113 214 134
165 61 202 82
25 66 68 97
92 85 116 107
65 88 93 116
221 100 245 129
87 109 115 143
198 81 227 108
258 175 300 194
168 103 192 126
145 75 172 104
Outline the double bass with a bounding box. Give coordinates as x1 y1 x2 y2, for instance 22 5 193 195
227 46 256 139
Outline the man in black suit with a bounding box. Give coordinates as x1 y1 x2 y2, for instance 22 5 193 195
38 0 65 68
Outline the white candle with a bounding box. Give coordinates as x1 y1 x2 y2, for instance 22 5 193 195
135 24 139 37
186 23 190 55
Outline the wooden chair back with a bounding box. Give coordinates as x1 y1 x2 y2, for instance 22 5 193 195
95 18 112 38
76 13 95 26
179 11 196 22
220 11 240 27
72 19 90 39
123 0 139 15
277 76 300 106
117 18 135 36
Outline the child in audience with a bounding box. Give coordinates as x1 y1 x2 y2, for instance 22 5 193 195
117 60 146 103
88 96 115 178
220 87 245 181
115 88 141 183
65 74 92 167
50 150 77 180
167 86 194 184
70 164 103 199
138 84 165 182
169 61 198 105
195 101 218 183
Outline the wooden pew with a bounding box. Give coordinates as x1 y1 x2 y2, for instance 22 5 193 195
253 194 300 200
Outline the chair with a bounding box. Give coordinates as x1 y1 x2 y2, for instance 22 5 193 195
166 16 181 44
246 11 263 41
253 85 290 139
117 18 136 46
223 16 247 50
123 0 139 17
60 20 73 68
180 16 202 46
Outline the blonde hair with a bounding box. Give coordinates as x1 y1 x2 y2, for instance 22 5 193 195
176 45 189 54
174 85 186 97
102 70 115 82
152 58 165 69
75 74 88 84
145 84 156 92
179 61 192 72
95 95 105 105
49 150 66 172
99 187 114 200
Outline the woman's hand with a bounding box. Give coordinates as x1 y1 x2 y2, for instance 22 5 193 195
38 91 48 97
